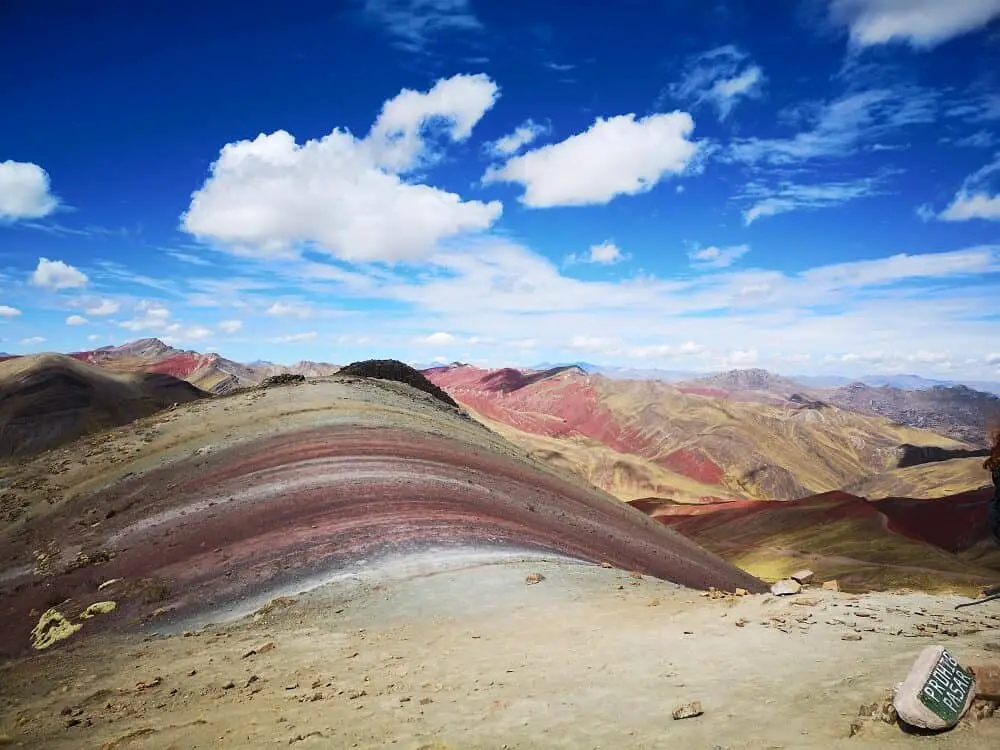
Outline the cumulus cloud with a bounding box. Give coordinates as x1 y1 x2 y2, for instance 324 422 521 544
182 74 502 262
420 331 457 345
217 319 243 333
65 315 88 326
936 156 1000 222
567 241 626 265
120 300 171 331
667 46 765 120
0 305 21 317
29 257 89 290
483 112 699 207
366 73 500 172
485 119 549 157
20 336 46 345
688 244 750 269
85 299 120 316
0 160 59 221
828 0 1000 48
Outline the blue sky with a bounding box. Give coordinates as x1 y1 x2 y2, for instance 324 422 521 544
1 0 999 378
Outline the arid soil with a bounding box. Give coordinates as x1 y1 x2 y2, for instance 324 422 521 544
2 559 1000 749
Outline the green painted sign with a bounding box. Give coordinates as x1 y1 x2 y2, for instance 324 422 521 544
917 649 975 725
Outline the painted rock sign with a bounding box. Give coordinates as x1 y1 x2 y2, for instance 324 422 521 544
919 650 975 724
894 646 977 730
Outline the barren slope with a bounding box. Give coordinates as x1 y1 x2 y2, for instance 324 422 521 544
629 488 998 594
824 382 1000 447
425 365 972 502
0 354 206 459
0 374 764 660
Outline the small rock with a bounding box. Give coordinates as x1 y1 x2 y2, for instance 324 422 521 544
790 570 814 585
419 697 433 705
842 634 862 641
735 618 749 628
770 579 802 596
222 680 236 690
285 683 299 691
822 579 840 592
525 572 545 585
135 677 163 691
80 601 117 619
672 701 703 720
735 588 748 597
242 641 275 658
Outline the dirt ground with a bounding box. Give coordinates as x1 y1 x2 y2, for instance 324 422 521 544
3 556 1000 749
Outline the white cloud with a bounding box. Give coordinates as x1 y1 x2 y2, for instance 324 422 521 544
688 244 750 269
362 0 482 52
20 336 46 345
85 299 120 316
570 335 620 354
586 242 624 265
729 88 935 165
942 193 1000 221
0 305 21 317
87 334 102 342
29 257 89 290
182 74 502 263
366 73 500 172
274 332 318 343
936 156 1000 222
182 325 213 341
666 46 764 120
987 353 1000 365
483 112 699 207
727 349 759 365
829 0 1000 48
568 241 626 265
420 331 457 345
486 119 549 157
120 300 172 331
65 315 88 326
167 250 212 266
0 161 59 221
741 177 881 224
266 301 313 318
217 319 243 333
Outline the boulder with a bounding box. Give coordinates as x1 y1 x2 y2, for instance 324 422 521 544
790 569 814 585
893 646 976 730
771 579 802 596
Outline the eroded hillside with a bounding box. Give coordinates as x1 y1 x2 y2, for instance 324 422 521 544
424 364 974 503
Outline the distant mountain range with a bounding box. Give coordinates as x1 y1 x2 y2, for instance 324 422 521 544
526 362 1000 395
423 363 986 504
